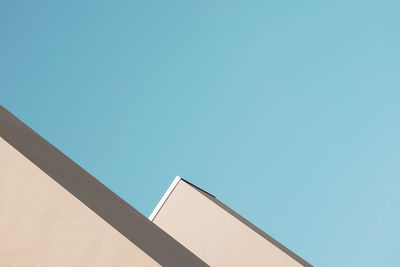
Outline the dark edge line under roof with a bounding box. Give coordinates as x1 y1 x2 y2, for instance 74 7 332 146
181 179 313 267
0 105 208 267
181 178 216 198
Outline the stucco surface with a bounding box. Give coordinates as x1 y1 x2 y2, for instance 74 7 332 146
153 180 303 267
0 138 159 267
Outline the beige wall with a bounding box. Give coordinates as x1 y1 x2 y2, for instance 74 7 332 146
0 138 159 267
152 179 303 267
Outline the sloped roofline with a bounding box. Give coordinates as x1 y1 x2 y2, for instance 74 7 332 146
149 176 215 221
150 176 312 267
0 105 207 267
149 176 182 221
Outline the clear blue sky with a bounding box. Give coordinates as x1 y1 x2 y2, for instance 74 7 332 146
1 1 399 266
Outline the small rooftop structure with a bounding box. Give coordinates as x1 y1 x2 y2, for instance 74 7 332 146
150 176 312 267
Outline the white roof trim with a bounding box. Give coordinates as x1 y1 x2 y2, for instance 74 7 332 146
149 176 182 221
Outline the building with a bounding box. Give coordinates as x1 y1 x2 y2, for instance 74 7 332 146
150 177 311 267
0 106 205 266
0 105 311 266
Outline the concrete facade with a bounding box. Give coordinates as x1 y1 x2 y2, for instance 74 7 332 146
0 106 206 267
0 105 311 266
0 137 159 266
150 177 311 267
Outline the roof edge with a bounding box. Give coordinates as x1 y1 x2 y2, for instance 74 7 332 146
149 176 216 221
0 105 208 267
187 183 313 267
149 176 182 221
150 175 312 267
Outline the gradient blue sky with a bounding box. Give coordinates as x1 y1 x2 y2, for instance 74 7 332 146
1 1 400 266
